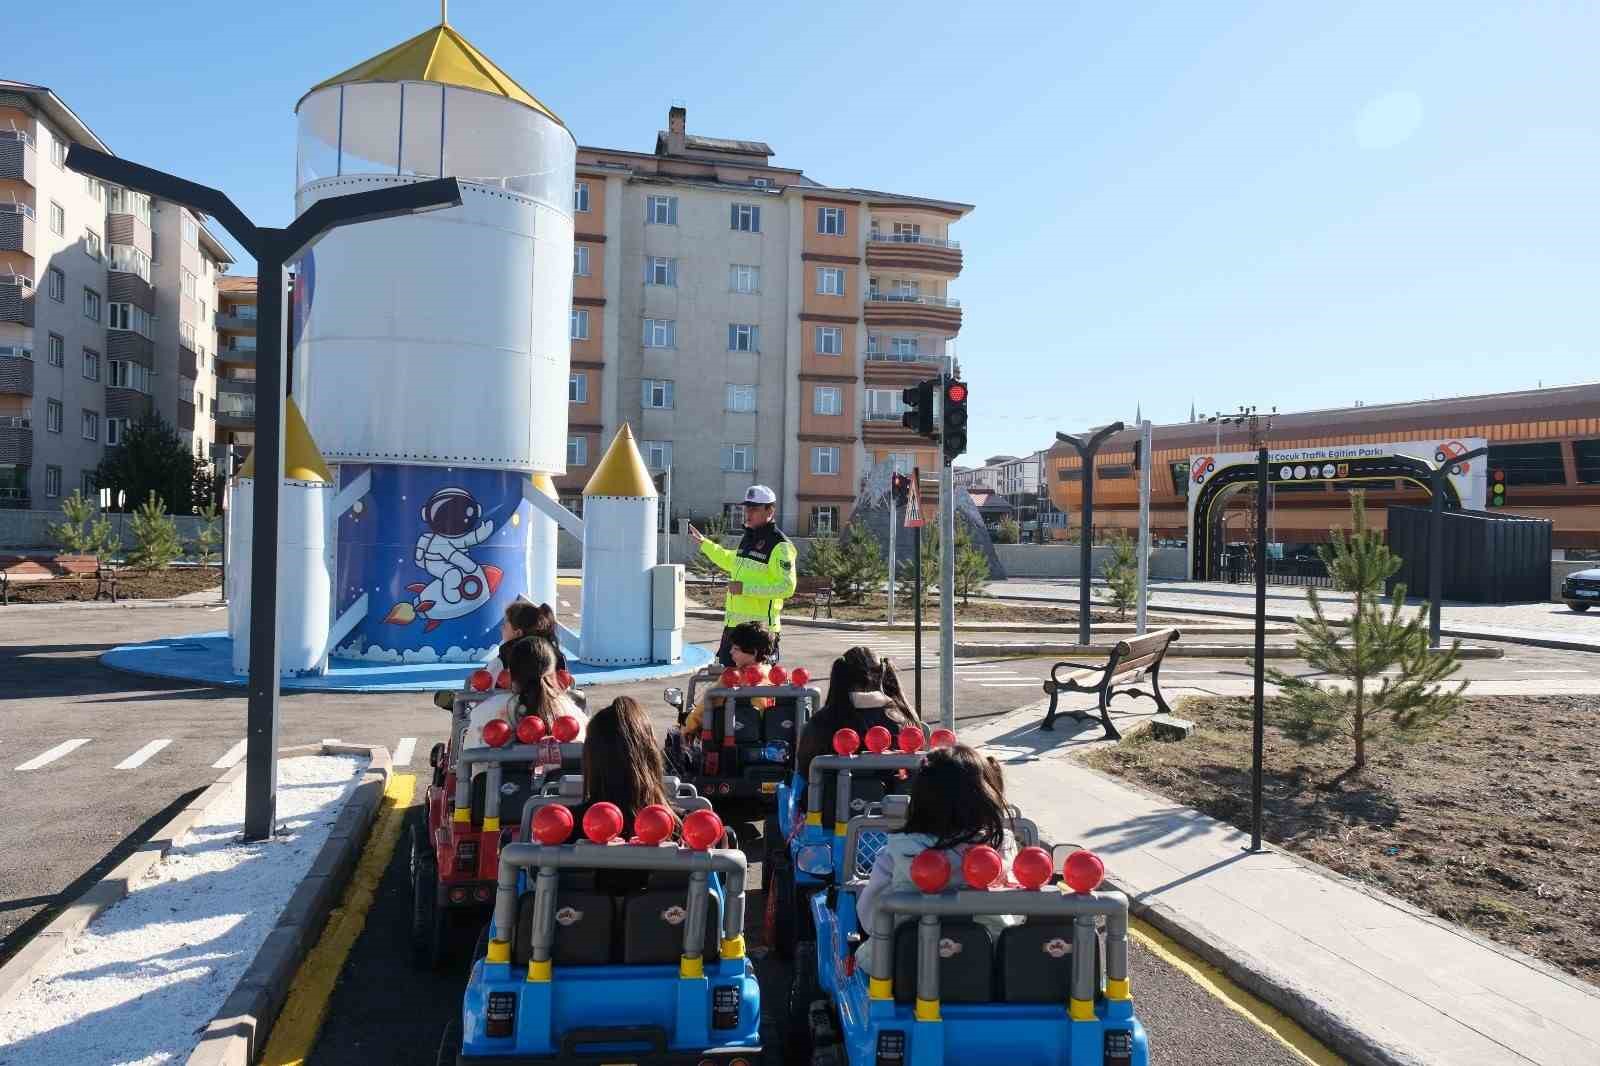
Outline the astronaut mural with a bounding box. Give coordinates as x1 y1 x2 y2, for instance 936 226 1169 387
334 465 532 662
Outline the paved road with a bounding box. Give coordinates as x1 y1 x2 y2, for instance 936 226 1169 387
308 802 1311 1066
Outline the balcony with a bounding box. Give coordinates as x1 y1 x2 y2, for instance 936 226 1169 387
863 291 962 335
179 346 198 379
0 415 33 465
217 383 256 429
177 399 196 432
0 347 34 396
219 338 257 366
0 203 35 257
864 410 905 423
0 273 33 326
216 309 257 334
0 130 36 186
866 231 962 276
0 487 30 510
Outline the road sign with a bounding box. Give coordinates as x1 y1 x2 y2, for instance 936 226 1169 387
904 471 924 527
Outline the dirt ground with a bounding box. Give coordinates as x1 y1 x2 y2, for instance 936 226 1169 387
2 566 221 604
1085 695 1600 983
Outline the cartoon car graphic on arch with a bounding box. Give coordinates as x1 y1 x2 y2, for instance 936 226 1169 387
1434 440 1474 476
1190 456 1217 484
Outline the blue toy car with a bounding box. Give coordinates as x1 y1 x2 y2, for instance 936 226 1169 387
456 790 762 1064
664 667 821 808
792 806 1149 1066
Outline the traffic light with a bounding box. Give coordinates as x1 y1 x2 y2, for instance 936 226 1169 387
901 378 937 438
891 472 911 508
1489 467 1507 507
941 378 968 463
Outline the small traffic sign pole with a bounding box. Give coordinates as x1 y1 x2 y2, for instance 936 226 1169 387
907 468 926 717
887 488 897 626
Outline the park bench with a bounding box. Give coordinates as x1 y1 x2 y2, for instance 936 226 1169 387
0 570 8 606
1040 627 1181 740
93 566 119 603
796 574 835 619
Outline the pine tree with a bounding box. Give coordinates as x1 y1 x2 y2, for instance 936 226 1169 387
801 531 843 585
194 503 221 567
832 523 887 603
1099 530 1141 620
1267 493 1465 772
50 489 118 561
127 491 182 570
952 523 991 604
93 415 195 514
993 516 1021 544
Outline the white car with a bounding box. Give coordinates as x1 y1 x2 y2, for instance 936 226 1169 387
1561 567 1600 612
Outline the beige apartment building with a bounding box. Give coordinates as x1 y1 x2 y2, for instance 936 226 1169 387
213 274 257 456
566 106 971 535
0 80 230 510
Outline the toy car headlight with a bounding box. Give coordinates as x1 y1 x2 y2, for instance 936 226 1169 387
796 843 834 877
761 741 790 764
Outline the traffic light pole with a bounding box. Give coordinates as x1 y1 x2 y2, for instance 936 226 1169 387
887 489 897 626
939 449 956 734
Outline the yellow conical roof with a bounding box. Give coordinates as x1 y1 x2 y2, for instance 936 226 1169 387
582 425 657 498
238 398 333 483
530 472 557 498
298 21 563 126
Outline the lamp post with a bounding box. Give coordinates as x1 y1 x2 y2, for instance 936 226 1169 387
1055 422 1124 646
1407 446 1488 649
68 145 462 841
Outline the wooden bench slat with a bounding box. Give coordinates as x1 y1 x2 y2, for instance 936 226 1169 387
1117 627 1180 661
1041 627 1181 740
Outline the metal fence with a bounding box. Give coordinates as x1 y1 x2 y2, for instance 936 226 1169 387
1223 555 1333 589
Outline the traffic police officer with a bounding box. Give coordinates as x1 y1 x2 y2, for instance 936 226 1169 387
687 484 797 666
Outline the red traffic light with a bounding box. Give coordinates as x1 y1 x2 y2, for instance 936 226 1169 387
1492 469 1506 482
945 382 967 404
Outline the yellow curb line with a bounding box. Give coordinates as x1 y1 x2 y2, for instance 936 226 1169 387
1129 917 1345 1065
260 772 419 1066
556 576 581 587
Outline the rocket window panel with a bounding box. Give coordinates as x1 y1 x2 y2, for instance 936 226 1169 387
399 83 444 177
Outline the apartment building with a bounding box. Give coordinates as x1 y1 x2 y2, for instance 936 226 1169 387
0 80 230 509
955 451 1059 540
214 274 256 455
566 106 971 535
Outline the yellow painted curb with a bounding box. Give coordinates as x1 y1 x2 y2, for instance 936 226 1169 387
556 576 581 587
1130 918 1344 1065
260 772 418 1066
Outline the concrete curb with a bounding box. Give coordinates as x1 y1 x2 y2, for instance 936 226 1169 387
952 641 1503 659
683 605 1290 637
185 742 392 1066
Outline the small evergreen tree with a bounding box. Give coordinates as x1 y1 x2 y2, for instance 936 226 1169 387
832 523 887 603
993 516 1021 544
127 491 182 570
191 456 221 513
898 523 941 592
50 490 98 555
194 503 221 567
1267 493 1465 772
93 415 194 514
801 531 843 585
952 522 991 604
1099 531 1141 620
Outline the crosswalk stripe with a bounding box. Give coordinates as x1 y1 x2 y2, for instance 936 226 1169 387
394 737 417 766
212 739 247 769
16 739 91 771
979 681 1043 688
114 739 172 770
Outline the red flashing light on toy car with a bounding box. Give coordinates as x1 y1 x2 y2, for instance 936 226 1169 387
910 849 951 894
832 728 861 756
962 845 1004 889
767 664 788 686
634 804 676 845
469 669 494 693
496 668 512 690
897 726 925 753
720 667 741 688
515 715 546 745
481 718 511 748
863 725 893 753
681 809 724 851
929 728 957 749
1012 846 1054 890
1062 849 1106 894
531 804 574 845
790 667 810 687
552 715 581 742
740 664 763 687
583 802 624 844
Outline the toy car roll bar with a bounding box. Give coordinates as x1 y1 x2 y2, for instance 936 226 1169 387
453 743 583 829
518 776 713 840
839 801 1043 886
486 841 750 977
805 752 926 832
867 887 1131 1021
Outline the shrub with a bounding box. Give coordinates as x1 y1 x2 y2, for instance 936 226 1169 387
127 491 182 570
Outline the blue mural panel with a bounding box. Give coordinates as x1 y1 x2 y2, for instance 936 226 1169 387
333 463 531 662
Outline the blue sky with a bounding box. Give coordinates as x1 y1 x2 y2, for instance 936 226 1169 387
12 1 1597 461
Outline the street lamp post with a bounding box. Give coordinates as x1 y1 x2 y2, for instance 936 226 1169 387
68 145 462 841
1055 422 1124 646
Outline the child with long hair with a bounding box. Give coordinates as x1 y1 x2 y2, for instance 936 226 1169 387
487 599 572 688
795 645 920 779
577 696 671 839
853 744 1020 968
466 635 585 764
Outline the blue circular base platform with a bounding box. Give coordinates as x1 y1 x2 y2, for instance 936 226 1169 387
100 631 713 693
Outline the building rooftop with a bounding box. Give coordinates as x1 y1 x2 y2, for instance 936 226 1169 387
0 80 110 153
216 275 258 293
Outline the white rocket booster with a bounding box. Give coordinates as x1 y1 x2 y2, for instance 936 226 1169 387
577 426 658 666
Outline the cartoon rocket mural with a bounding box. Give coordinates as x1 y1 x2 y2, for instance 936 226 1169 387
578 427 659 667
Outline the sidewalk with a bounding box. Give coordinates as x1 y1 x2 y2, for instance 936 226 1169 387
990 578 1600 653
964 698 1600 1066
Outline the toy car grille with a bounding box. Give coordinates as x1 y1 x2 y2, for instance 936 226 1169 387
855 830 888 881
1104 1029 1133 1066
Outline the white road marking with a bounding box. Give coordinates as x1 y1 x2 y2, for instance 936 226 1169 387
394 737 417 766
979 681 1044 688
114 739 172 770
16 739 91 771
559 599 571 608
212 739 247 769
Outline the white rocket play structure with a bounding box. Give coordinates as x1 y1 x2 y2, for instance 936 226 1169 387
224 17 683 677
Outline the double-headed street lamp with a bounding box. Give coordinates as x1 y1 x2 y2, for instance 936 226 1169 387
1055 422 1124 646
67 145 463 841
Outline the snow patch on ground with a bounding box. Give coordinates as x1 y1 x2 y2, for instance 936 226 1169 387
0 754 365 1066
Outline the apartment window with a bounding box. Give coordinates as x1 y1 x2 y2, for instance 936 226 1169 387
811 506 839 535
811 446 840 476
891 336 920 358
48 201 64 236
573 181 590 213
573 245 590 277
725 384 756 413
727 324 759 353
48 268 65 302
867 275 880 298
47 334 64 367
752 177 771 189
730 203 761 233
647 195 678 225
567 435 588 467
642 378 675 409
50 137 67 167
570 308 590 341
181 268 197 299
82 348 100 381
110 244 152 283
813 386 842 416
720 444 754 473
645 256 676 286
889 453 914 476
893 221 922 239
568 373 588 404
893 279 920 298
109 360 149 393
866 334 881 356
867 389 904 419
85 176 103 203
46 399 63 433
44 466 61 499
180 322 197 350
108 187 152 225
108 302 153 338
816 267 845 296
182 214 199 246
815 326 842 355
644 318 676 348
817 206 846 236
81 410 98 441
106 417 130 446
84 229 102 261
730 264 760 293
80 471 95 496
643 440 673 470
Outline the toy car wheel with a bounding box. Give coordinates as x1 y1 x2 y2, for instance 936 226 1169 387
780 941 822 1066
766 845 797 961
409 821 448 969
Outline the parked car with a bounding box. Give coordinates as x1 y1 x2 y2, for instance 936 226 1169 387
1560 567 1600 612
